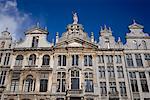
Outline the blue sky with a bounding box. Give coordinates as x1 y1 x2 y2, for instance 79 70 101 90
0 0 150 43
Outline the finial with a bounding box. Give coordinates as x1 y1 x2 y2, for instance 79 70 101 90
133 19 136 24
109 27 111 32
104 25 107 30
72 12 78 24
5 27 8 31
118 37 121 42
91 32 94 36
100 26 103 31
56 32 59 36
36 22 40 28
45 26 47 30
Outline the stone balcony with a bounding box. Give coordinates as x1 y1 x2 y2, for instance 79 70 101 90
67 89 83 96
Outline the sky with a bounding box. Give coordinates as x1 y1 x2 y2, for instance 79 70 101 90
0 0 150 44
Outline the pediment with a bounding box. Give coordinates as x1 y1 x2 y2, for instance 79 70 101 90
25 27 48 34
56 37 98 49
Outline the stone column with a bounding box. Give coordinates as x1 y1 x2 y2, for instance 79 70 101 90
35 73 40 92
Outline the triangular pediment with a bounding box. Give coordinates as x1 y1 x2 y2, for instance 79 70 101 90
25 27 48 34
56 37 98 49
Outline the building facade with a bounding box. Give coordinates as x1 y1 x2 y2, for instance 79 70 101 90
0 15 150 100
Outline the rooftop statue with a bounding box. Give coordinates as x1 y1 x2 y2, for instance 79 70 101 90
73 12 78 24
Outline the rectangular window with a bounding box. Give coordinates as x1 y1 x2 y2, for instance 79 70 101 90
135 54 143 67
84 55 92 66
72 55 79 66
0 71 7 85
129 72 139 92
99 66 105 78
32 36 39 48
57 72 66 92
84 72 94 92
139 72 149 92
4 53 10 65
117 66 124 78
115 55 122 63
108 66 115 78
109 82 117 94
106 55 113 64
126 54 134 67
144 54 150 60
98 55 104 63
10 80 19 92
100 82 107 96
58 55 66 66
119 82 127 96
40 73 48 92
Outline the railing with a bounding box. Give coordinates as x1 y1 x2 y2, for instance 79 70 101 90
67 89 83 95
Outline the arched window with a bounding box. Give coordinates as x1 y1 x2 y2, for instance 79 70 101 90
23 75 35 92
142 40 147 49
42 55 50 65
28 54 36 65
15 55 23 66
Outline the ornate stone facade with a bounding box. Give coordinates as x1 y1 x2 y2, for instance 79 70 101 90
0 15 150 100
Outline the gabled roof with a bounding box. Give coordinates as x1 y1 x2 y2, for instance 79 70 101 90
25 27 48 34
128 20 144 29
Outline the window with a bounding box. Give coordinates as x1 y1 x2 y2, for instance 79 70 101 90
119 82 127 96
115 55 122 63
1 41 5 48
129 72 139 92
40 73 48 92
10 80 19 92
0 53 3 64
32 36 39 48
15 55 23 66
108 66 115 78
99 66 105 78
126 54 134 67
84 72 94 92
100 82 107 96
0 71 7 85
10 72 20 92
42 55 50 65
109 82 117 94
135 54 143 67
117 66 124 78
28 54 36 66
23 75 35 92
57 72 66 92
106 55 113 64
4 53 10 65
144 54 150 60
142 40 147 49
58 55 66 66
56 98 64 100
98 55 104 63
139 72 149 92
84 55 92 66
72 55 79 66
71 70 80 90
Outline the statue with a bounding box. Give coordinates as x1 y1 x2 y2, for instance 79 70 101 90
73 12 78 24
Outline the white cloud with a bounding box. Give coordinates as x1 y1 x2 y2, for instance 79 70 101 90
0 0 33 40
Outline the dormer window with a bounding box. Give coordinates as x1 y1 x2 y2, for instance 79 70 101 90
32 36 39 48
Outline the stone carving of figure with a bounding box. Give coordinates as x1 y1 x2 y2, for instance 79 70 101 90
73 12 78 24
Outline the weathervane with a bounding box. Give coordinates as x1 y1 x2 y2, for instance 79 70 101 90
72 12 78 24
